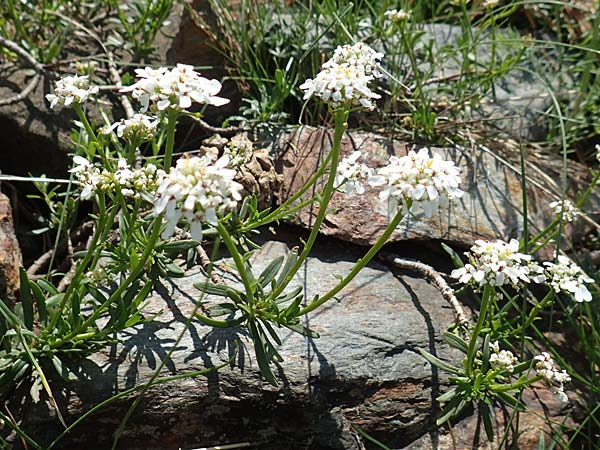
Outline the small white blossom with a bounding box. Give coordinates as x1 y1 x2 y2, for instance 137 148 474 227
489 341 518 373
323 42 384 78
534 352 571 402
368 148 464 218
46 75 98 109
105 114 159 143
335 151 374 196
384 9 411 22
300 63 381 110
69 156 165 200
549 199 580 223
451 239 543 289
543 255 593 302
483 0 500 8
153 155 243 241
595 144 600 163
120 64 229 112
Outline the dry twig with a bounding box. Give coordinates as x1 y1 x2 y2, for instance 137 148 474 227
381 253 470 329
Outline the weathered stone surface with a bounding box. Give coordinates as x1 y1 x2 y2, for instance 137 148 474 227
272 126 559 247
0 192 22 303
23 232 462 450
405 386 574 450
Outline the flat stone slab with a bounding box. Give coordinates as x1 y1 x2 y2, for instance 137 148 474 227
272 126 560 247
23 232 461 450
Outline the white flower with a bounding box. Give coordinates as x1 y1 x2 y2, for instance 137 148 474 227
69 156 165 200
335 151 374 196
46 75 98 109
543 255 593 302
451 239 542 289
549 199 580 223
153 155 243 241
596 144 600 163
300 63 381 110
368 148 464 218
106 113 159 143
489 341 518 373
384 9 411 22
323 42 384 78
483 0 500 8
534 352 571 402
120 64 229 112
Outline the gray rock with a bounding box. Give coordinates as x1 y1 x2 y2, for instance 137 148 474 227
22 232 461 450
0 191 21 304
271 126 560 247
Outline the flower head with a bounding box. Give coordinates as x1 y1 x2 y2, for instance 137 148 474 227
46 75 98 109
69 156 164 200
120 64 229 112
489 341 518 373
451 239 544 289
384 9 411 22
104 113 159 143
549 199 580 223
368 148 464 218
323 42 384 78
534 352 571 402
335 151 374 196
153 155 243 241
299 63 381 110
543 255 593 302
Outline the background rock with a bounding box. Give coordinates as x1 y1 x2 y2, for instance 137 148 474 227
271 126 562 247
0 191 22 304
21 230 462 450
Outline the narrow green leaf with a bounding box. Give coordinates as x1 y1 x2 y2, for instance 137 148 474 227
276 248 299 285
436 387 458 403
480 403 495 441
258 256 285 288
194 280 234 297
161 240 199 251
249 321 278 386
284 323 320 339
441 242 464 268
29 282 47 324
443 331 468 353
19 268 34 330
418 348 462 375
194 312 244 328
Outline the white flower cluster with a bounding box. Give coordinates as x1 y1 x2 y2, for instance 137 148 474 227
70 156 165 200
46 75 99 109
153 155 243 241
384 9 411 22
120 64 229 112
335 151 374 196
483 0 500 8
549 199 580 223
323 42 384 78
489 341 518 373
451 239 544 289
300 43 382 110
224 133 254 168
543 255 593 302
534 352 571 402
103 113 159 143
368 148 464 218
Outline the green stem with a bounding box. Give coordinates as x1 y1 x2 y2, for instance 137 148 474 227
163 109 178 169
239 147 337 233
45 194 111 333
466 284 494 373
298 208 404 316
73 103 97 147
216 221 255 305
51 218 162 348
268 108 349 302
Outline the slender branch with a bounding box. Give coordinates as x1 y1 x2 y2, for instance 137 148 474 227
0 36 47 73
381 253 470 328
0 73 41 106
